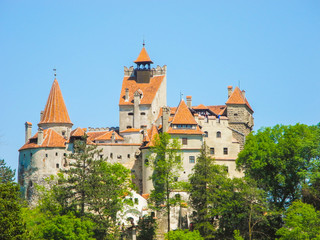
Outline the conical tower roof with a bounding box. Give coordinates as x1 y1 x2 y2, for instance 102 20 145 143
39 79 72 125
134 47 153 64
171 99 197 125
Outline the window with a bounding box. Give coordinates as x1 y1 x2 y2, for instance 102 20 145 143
110 153 113 159
134 198 139 204
30 153 33 157
204 131 208 137
62 131 66 136
182 138 188 145
56 163 59 168
128 112 134 116
127 126 132 129
127 154 130 158
216 131 221 138
234 113 238 116
189 156 195 163
117 155 122 159
223 148 228 155
100 155 103 159
145 159 149 164
64 153 66 157
140 112 146 115
210 148 215 154
55 152 58 156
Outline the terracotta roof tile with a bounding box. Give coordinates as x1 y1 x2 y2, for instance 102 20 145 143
119 75 165 106
39 79 72 125
94 131 124 141
70 127 86 137
25 122 32 125
226 87 253 111
120 128 142 133
134 47 153 64
167 126 204 135
207 105 227 116
19 129 66 151
171 100 197 125
147 125 159 147
193 104 208 110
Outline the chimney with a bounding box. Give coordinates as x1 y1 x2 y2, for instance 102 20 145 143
228 86 233 98
242 90 246 99
25 122 32 143
125 88 129 102
111 131 115 143
162 106 170 133
133 91 141 129
40 111 44 121
37 127 44 145
186 96 192 108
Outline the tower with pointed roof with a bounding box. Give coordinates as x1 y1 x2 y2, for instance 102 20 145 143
119 45 167 132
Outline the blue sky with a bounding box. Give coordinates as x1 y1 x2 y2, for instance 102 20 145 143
1 0 320 174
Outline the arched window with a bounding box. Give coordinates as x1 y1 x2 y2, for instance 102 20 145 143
204 131 208 137
216 131 221 138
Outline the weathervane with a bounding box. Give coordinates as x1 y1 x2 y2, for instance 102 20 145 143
180 91 183 100
53 68 57 78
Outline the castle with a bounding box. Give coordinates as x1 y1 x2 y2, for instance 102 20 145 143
18 45 254 203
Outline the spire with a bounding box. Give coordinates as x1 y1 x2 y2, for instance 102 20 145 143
134 45 153 64
39 79 72 125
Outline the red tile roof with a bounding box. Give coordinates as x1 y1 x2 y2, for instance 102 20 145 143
207 105 227 116
134 47 153 64
39 79 72 125
94 131 124 141
120 128 142 133
171 100 197 125
119 75 165 106
25 122 32 125
167 126 204 135
147 125 159 147
70 127 86 137
226 87 253 111
193 104 208 110
19 129 66 151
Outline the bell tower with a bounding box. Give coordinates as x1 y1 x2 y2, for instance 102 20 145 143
134 43 153 83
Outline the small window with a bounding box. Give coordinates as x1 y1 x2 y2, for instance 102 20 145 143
110 153 113 159
134 198 139 204
140 112 146 115
127 154 130 158
204 131 208 137
145 159 149 164
216 131 221 138
127 126 132 129
175 194 181 200
210 148 215 155
100 155 103 159
45 154 48 158
128 112 134 116
117 155 122 159
189 156 195 163
182 138 188 145
140 125 147 129
30 153 33 157
234 113 238 116
223 148 228 155
64 153 66 157
62 131 66 136
56 163 59 168
55 152 58 156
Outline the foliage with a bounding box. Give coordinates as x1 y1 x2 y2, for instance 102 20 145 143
276 201 320 240
302 169 320 211
189 144 228 239
22 207 95 240
54 137 134 239
137 215 157 240
233 230 244 240
0 158 15 183
237 124 320 211
147 132 182 232
0 159 25 240
165 229 204 240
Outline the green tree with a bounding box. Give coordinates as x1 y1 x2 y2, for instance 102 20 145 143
54 137 134 239
165 229 204 240
189 144 228 239
0 159 25 240
276 201 320 240
137 214 157 240
237 124 320 210
147 132 182 232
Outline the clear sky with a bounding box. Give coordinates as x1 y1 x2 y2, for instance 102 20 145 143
1 0 320 175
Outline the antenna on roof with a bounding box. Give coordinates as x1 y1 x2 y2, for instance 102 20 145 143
53 68 57 78
143 35 145 47
180 91 183 101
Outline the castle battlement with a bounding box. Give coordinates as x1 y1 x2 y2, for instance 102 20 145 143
87 127 119 132
124 65 167 77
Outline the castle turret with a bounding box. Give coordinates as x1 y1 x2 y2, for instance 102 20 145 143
38 78 73 136
25 122 32 143
226 86 254 149
134 43 153 83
